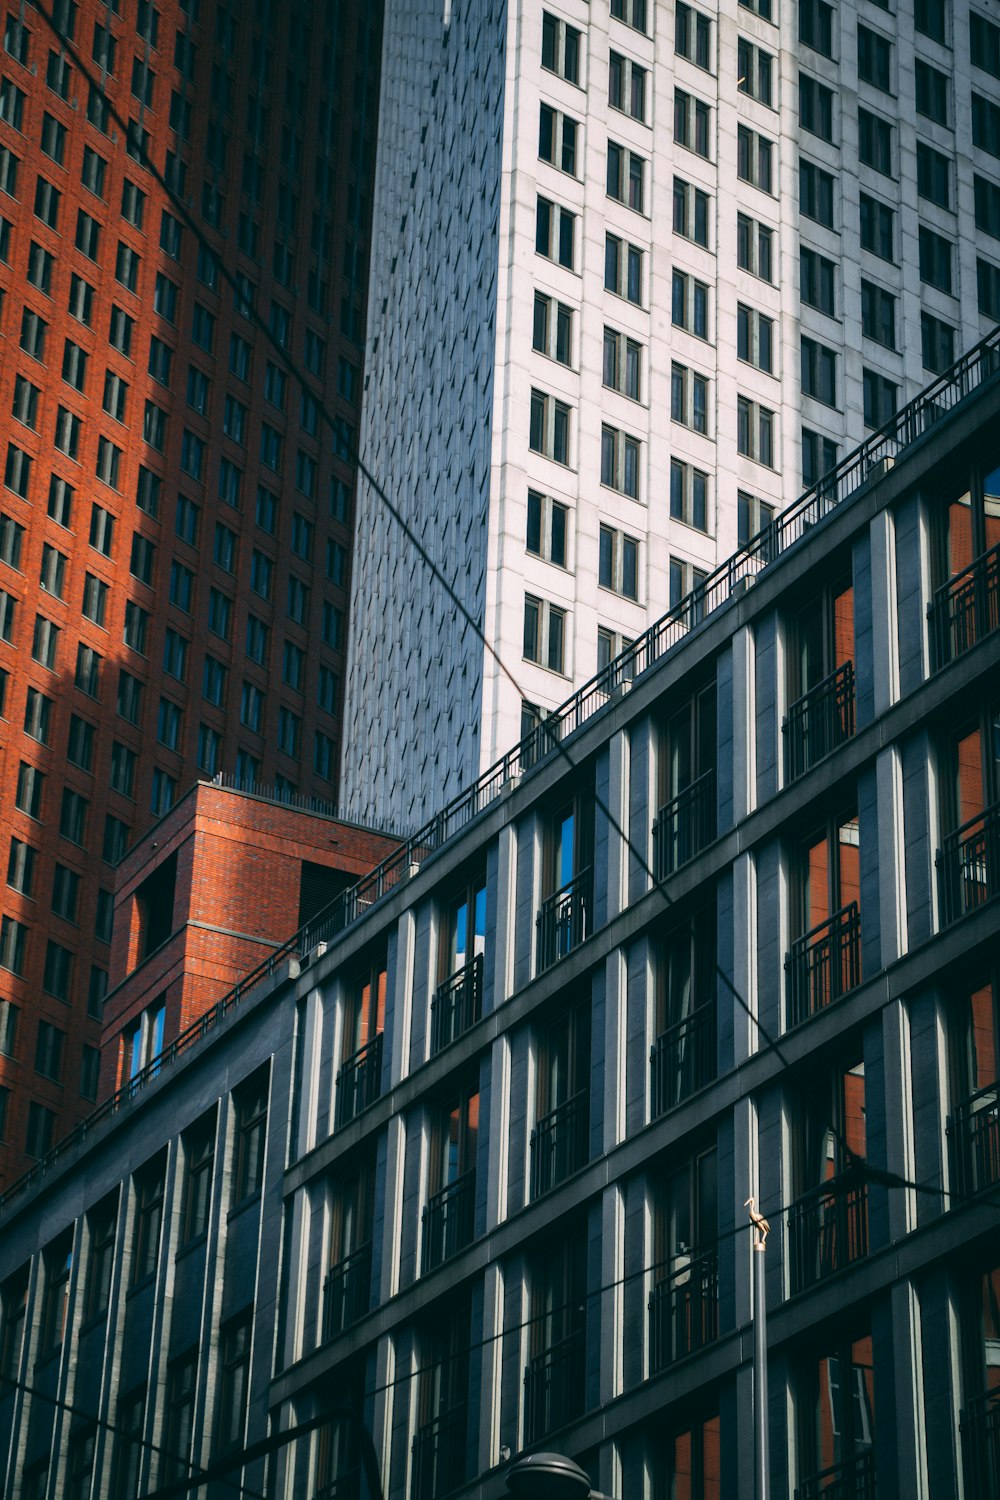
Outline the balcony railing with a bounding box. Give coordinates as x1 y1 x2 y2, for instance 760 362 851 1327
961 1388 1000 1500
652 768 717 879
784 660 856 781
938 801 1000 927
430 953 483 1055
650 1003 716 1118
324 1242 372 1337
411 1402 468 1500
523 1328 586 1445
422 1169 476 1272
314 1467 362 1500
531 1090 589 1199
334 1031 384 1130
785 902 861 1030
648 1247 719 1373
796 1449 876 1500
928 538 1000 670
535 867 592 973
948 1083 1000 1199
787 1172 869 1295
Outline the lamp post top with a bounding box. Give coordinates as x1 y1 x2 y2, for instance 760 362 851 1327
505 1452 593 1500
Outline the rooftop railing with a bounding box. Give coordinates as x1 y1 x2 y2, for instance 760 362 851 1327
3 326 997 1217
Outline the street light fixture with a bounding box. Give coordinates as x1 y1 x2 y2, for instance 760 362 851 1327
505 1452 594 1500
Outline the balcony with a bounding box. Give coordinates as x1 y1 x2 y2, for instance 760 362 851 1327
422 1169 476 1272
648 1247 719 1373
430 953 483 1055
928 539 1000 671
411 1402 468 1500
787 1172 868 1295
784 660 856 782
948 1084 1000 1199
523 1329 585 1445
324 1242 372 1337
785 902 861 1030
938 801 1000 928
334 1031 384 1130
530 1090 589 1199
652 768 717 880
796 1449 876 1500
535 867 592 973
961 1388 1000 1500
650 1003 716 1118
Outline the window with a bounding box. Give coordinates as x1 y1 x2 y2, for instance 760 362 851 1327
131 1156 166 1285
800 158 835 227
541 12 580 83
59 342 88 396
738 489 775 548
197 725 221 777
103 816 129 865
314 732 335 780
130 534 155 586
858 109 892 175
0 589 13 641
68 274 92 325
669 557 709 620
75 642 102 697
202 656 227 708
673 93 711 160
33 613 60 670
599 525 639 599
915 144 950 211
250 550 273 600
671 273 710 341
672 177 711 247
109 741 136 797
526 490 569 568
0 79 24 129
533 293 573 366
603 327 643 399
523 595 567 674
46 48 70 98
861 279 896 348
15 762 43 818
737 398 775 466
27 242 53 295
116 670 143 724
737 304 774 373
7 838 35 897
121 181 145 228
671 362 710 433
317 667 339 714
607 140 647 208
738 127 774 192
43 939 73 1000
36 1020 64 1082
736 215 774 282
799 0 833 55
287 576 309 625
0 145 19 196
229 333 251 380
0 1264 28 1378
972 93 1000 159
0 915 27 976
123 601 149 653
529 389 571 465
38 1237 73 1354
918 226 953 293
282 642 304 690
34 177 61 232
108 307 133 357
260 423 282 472
163 628 188 682
55 406 82 459
976 174 1000 238
675 3 712 67
600 424 641 498
800 247 836 316
82 146 108 199
75 210 101 260
25 686 53 744
740 40 774 105
538 105 579 177
609 50 647 120
150 769 175 817
971 11 1000 78
914 59 948 124
857 26 892 90
605 232 644 302
216 1313 253 1453
321 604 344 651
862 369 898 429
180 429 205 482
82 572 109 627
859 194 894 260
60 786 87 843
799 73 833 139
610 0 648 33
39 542 67 596
670 460 710 533
157 698 182 751
801 336 838 406
921 311 955 373
802 427 838 488
979 257 1000 320
13 375 39 430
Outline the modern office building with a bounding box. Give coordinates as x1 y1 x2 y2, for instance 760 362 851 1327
0 340 997 1499
0 0 383 1180
343 0 1000 831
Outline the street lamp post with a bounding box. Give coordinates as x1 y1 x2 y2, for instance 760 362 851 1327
505 1453 616 1500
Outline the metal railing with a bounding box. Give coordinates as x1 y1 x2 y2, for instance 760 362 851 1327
650 1003 716 1118
784 660 856 782
430 953 483 1055
523 1328 586 1445
787 1172 869 1294
948 1084 1000 1199
928 538 1000 670
411 1403 468 1500
796 1449 876 1500
785 902 861 1029
4 328 997 1218
648 1247 719 1372
314 1467 363 1500
324 1242 373 1338
961 1388 1000 1500
652 768 717 879
422 1169 476 1272
334 1032 384 1130
530 1090 589 1199
535 867 593 972
938 801 1000 927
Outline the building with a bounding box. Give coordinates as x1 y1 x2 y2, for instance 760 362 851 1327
0 0 383 1181
342 0 1000 831
0 340 997 1498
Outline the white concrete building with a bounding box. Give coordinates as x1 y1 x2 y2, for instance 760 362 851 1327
342 0 1000 831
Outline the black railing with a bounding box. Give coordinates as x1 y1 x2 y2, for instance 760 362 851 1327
314 1467 363 1500
787 1172 869 1294
324 1242 373 1337
430 953 483 1055
530 1090 589 1199
948 1084 1000 1199
929 538 1000 670
334 1031 384 1130
938 801 1000 927
650 1003 716 1117
523 1329 586 1445
796 1449 876 1500
535 868 593 972
411 1402 468 1500
422 1169 476 1272
961 1388 1000 1500
784 660 856 781
648 1248 719 1372
786 902 861 1029
652 768 717 879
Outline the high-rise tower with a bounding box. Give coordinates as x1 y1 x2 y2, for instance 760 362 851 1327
343 0 1000 831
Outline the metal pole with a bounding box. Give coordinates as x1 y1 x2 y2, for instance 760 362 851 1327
753 1236 770 1500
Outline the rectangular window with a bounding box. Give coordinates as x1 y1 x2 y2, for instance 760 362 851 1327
802 427 838 488
971 12 1000 78
737 214 774 282
673 176 711 246
862 368 898 429
736 303 774 372
859 193 894 259
978 256 1000 321
740 40 775 105
603 327 643 399
0 916 27 977
532 293 573 366
976 174 1000 238
918 225 953 292
529 389 571 466
972 94 1000 158
736 397 775 466
598 524 640 599
857 26 892 91
670 362 710 434
607 140 647 208
15 762 43 818
737 127 774 193
858 108 893 175
123 601 149 654
920 311 955 373
538 104 579 177
180 1116 215 1244
523 595 567 674
7 838 35 897
861 279 896 348
801 335 838 406
915 0 946 40
672 270 710 338
673 93 711 161
800 158 835 226
605 233 644 303
608 50 647 120
75 642 102 697
670 460 711 534
116 669 143 724
526 490 569 568
799 73 834 140
25 686 53 744
800 247 836 315
600 424 641 498
799 0 833 55
675 3 712 67
542 12 581 84
915 59 948 125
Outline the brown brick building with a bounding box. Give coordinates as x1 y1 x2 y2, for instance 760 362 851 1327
0 0 383 1182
